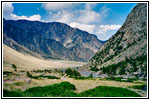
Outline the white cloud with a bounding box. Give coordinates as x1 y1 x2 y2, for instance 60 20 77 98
53 10 73 24
3 3 41 21
85 3 97 10
27 15 41 21
78 10 101 24
96 25 121 34
42 3 73 10
100 25 121 30
10 14 41 21
70 22 95 33
3 3 14 19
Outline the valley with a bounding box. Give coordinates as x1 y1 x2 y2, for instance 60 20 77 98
2 3 148 98
3 44 147 97
3 44 86 70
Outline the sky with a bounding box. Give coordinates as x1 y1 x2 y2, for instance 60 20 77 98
3 2 136 41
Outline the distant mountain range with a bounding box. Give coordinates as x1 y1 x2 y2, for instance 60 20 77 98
3 19 105 61
87 3 147 79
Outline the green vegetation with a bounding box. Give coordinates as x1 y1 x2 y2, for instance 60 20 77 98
65 68 81 76
13 82 25 86
3 82 141 97
3 89 22 97
128 85 146 90
70 74 93 80
3 71 13 75
100 61 127 76
26 71 60 79
99 55 147 77
90 31 125 66
79 86 141 97
12 64 17 72
90 66 99 72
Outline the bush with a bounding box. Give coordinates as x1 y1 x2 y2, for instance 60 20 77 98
65 68 81 76
3 71 12 75
90 66 99 72
26 71 60 79
26 71 33 78
12 64 17 71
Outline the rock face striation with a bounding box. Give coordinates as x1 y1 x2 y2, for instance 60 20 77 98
88 3 147 79
3 19 104 61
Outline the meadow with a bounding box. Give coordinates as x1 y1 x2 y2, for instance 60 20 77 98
3 82 142 97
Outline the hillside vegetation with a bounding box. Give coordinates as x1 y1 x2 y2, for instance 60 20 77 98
3 82 141 97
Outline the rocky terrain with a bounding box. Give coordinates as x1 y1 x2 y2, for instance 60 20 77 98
88 3 147 79
3 19 104 61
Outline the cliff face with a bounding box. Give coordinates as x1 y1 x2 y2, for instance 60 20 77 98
88 3 147 79
3 19 104 61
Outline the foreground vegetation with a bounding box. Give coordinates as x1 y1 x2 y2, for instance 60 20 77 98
3 82 141 97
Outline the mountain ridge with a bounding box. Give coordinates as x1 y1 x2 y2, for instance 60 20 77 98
3 18 104 61
87 3 147 79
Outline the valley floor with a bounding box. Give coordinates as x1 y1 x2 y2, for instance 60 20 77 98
3 44 147 97
3 69 147 97
3 44 86 70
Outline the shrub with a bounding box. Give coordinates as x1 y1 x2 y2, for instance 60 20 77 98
26 71 60 79
12 64 17 72
65 68 81 76
26 71 33 78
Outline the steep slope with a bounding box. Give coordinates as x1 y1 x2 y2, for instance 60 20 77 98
3 44 85 70
3 19 103 61
88 3 147 79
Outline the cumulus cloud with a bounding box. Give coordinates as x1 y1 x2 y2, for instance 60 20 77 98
96 25 121 34
70 22 95 33
78 10 100 24
42 3 73 10
3 3 41 21
52 10 73 24
85 3 97 10
10 14 41 21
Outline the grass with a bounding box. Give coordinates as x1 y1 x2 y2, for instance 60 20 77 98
3 82 141 97
128 85 146 90
69 76 94 80
79 86 142 97
26 71 60 79
3 90 22 97
13 82 25 86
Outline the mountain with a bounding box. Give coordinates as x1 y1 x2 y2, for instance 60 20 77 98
88 3 147 79
3 19 104 61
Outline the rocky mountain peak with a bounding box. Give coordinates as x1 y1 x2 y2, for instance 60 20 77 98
88 3 147 79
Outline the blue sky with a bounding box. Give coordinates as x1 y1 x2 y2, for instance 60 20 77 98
3 3 136 40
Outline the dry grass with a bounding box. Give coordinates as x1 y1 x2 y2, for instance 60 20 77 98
3 44 86 71
4 77 142 92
